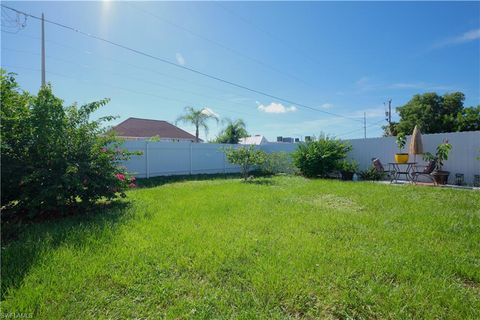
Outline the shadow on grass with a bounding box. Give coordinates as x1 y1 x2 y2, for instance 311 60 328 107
136 172 245 189
136 172 278 189
244 178 277 186
0 201 131 301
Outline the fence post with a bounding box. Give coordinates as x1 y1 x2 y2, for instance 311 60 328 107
223 147 226 174
145 141 150 179
189 142 193 175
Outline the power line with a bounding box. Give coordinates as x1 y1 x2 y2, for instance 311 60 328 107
1 4 363 123
1 7 27 33
127 2 315 89
337 119 385 138
2 47 258 117
2 31 253 98
1 63 260 122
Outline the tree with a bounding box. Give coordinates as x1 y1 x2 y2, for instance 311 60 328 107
382 122 399 137
394 92 469 135
224 145 266 180
175 107 219 142
0 70 32 206
215 118 248 144
457 105 480 131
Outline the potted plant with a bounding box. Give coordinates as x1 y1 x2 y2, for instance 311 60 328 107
338 159 359 181
423 139 452 185
394 133 409 163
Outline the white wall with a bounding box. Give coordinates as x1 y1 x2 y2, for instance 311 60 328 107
121 131 480 184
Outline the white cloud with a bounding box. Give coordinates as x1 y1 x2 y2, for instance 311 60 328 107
175 53 186 66
320 103 334 109
257 102 297 114
201 107 219 118
434 28 480 48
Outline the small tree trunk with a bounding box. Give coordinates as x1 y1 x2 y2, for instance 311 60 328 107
195 126 199 143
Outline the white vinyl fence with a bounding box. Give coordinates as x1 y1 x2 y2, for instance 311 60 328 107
121 141 242 178
122 131 480 185
347 131 480 184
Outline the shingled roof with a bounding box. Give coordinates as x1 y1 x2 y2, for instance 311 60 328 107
112 117 200 141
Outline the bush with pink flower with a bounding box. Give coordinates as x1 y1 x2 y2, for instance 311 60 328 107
1 70 141 218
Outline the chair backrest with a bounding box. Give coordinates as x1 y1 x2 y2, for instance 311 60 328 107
423 160 437 174
372 158 385 173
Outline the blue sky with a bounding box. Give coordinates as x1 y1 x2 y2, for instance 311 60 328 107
2 1 479 141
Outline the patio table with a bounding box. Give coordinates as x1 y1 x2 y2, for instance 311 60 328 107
388 162 417 183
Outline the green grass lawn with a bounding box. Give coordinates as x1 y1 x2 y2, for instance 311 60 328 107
2 176 479 319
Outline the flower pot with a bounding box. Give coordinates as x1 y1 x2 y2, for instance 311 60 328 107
394 153 409 164
341 171 354 181
431 171 450 185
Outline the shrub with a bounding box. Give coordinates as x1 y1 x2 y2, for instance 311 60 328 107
338 159 359 180
0 70 139 218
262 152 297 175
338 159 359 173
224 145 266 180
423 139 452 171
358 167 385 181
292 136 352 178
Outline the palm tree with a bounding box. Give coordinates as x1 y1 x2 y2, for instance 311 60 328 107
216 118 248 144
175 107 219 143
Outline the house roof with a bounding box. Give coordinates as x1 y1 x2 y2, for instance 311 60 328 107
112 117 200 141
239 135 269 145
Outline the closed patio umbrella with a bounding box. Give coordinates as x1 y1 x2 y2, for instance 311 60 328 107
409 125 423 162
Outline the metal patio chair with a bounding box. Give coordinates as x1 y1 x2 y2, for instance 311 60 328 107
411 160 437 185
371 158 393 180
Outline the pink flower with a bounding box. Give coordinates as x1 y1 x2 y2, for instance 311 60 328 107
115 173 125 181
128 183 136 188
130 176 136 182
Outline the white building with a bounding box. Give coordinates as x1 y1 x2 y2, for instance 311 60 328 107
239 135 269 145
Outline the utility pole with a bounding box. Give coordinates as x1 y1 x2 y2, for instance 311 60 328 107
363 112 366 139
387 99 392 126
384 99 392 135
41 13 46 87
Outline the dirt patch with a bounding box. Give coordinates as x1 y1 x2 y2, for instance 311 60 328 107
297 194 364 212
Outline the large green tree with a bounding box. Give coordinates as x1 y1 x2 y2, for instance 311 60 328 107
457 105 480 131
175 107 219 142
386 92 479 135
215 118 248 144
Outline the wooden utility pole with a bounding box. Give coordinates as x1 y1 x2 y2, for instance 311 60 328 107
384 99 392 135
387 99 392 126
41 13 46 87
